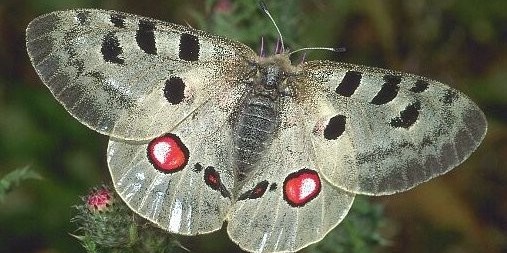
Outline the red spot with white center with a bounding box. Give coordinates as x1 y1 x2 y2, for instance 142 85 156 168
147 134 189 173
283 169 321 207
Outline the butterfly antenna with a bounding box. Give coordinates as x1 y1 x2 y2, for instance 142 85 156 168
289 47 346 56
259 1 285 53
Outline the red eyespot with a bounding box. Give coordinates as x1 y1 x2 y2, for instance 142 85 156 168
147 134 189 173
283 169 321 207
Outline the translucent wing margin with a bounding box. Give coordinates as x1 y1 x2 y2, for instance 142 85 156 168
297 60 487 195
26 9 256 140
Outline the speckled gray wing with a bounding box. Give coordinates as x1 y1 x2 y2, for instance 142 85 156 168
297 60 487 195
26 9 256 140
226 98 355 253
107 79 246 234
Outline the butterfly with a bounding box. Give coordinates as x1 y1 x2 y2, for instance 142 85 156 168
26 8 487 253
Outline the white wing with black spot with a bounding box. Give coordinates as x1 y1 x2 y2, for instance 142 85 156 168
26 9 256 140
297 60 487 195
107 79 247 234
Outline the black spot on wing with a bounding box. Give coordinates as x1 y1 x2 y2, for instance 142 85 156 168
335 71 361 97
410 79 429 93
76 11 91 25
441 89 459 105
324 115 346 140
136 20 157 55
110 13 126 28
101 32 124 64
238 181 269 201
179 33 200 61
390 101 421 128
204 166 231 198
164 77 185 104
371 75 401 105
193 163 204 172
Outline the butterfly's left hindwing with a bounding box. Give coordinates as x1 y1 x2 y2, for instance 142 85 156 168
297 61 487 195
26 9 256 140
107 79 247 234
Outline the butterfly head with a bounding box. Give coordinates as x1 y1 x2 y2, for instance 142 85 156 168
254 54 296 98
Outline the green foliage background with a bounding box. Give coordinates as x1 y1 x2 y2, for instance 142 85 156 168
0 0 506 252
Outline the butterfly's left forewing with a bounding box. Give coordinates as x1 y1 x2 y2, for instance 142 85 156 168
297 60 487 195
26 9 256 140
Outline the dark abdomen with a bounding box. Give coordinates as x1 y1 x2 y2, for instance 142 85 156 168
233 94 279 180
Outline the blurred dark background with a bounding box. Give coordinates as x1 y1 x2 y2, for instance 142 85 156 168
0 0 506 252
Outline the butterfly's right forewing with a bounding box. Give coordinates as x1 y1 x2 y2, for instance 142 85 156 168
26 9 256 140
298 60 487 195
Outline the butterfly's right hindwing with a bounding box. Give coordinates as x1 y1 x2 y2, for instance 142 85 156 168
226 99 355 253
26 9 256 140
